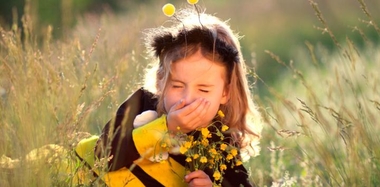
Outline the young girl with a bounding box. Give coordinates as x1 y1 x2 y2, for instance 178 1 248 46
78 5 262 187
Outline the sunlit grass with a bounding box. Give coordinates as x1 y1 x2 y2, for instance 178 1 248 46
1 0 379 186
249 1 380 186
0 10 142 187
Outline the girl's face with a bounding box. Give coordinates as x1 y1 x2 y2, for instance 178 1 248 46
164 50 229 127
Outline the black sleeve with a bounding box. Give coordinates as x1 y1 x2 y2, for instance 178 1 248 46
94 88 157 171
222 164 254 187
203 163 253 187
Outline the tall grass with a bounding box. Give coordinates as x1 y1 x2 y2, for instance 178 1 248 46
249 0 380 186
0 0 379 186
0 8 147 186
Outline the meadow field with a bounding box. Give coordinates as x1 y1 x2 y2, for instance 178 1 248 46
1 0 379 186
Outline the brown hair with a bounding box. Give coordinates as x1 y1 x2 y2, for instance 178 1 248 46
143 7 262 157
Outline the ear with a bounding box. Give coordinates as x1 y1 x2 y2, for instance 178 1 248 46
220 86 230 104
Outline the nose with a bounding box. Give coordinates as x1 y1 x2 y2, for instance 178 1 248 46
183 87 196 106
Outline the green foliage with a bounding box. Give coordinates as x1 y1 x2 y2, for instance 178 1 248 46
1 0 380 186
249 1 380 186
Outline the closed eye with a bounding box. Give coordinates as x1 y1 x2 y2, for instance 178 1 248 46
172 85 183 88
199 89 209 93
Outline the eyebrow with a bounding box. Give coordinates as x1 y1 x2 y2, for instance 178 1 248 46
169 79 184 84
198 84 214 87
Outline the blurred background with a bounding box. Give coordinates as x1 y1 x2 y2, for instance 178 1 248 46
1 0 380 186
1 0 379 96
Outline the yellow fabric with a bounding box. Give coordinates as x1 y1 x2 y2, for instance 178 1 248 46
135 157 187 187
132 115 170 159
75 115 187 186
103 167 145 187
103 157 187 187
132 115 187 186
76 136 145 186
75 135 99 168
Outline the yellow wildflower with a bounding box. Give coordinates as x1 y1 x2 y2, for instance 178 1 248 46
235 160 243 166
209 148 217 155
201 128 210 138
221 125 229 132
220 164 227 171
180 146 188 154
220 143 227 151
200 156 207 163
217 110 225 118
230 149 238 157
184 141 192 149
193 154 200 159
186 157 192 162
226 154 233 161
161 142 167 148
201 139 209 146
213 170 221 181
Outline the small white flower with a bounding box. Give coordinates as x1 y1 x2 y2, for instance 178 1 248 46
149 152 169 162
133 110 158 128
0 86 6 97
240 139 261 162
169 146 181 155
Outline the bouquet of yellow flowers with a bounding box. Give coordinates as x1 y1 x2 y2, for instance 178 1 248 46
134 109 245 186
176 111 243 186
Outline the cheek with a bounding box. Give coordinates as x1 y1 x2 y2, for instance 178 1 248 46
209 100 221 113
163 93 177 112
205 96 223 116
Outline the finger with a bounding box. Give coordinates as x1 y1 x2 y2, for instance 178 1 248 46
186 100 210 129
184 170 209 183
188 179 212 187
175 101 206 131
167 100 187 132
179 98 204 116
169 99 186 113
